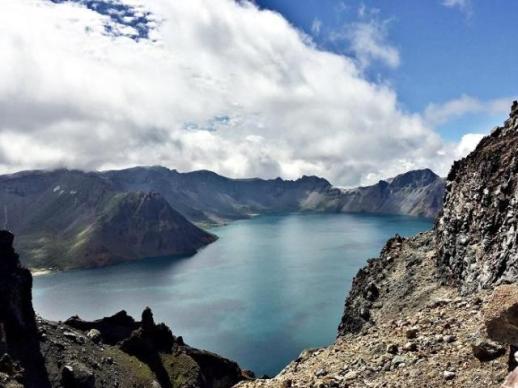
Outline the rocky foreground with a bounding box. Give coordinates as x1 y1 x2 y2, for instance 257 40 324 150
238 103 518 388
238 232 511 387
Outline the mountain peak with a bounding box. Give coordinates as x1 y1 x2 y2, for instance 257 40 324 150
390 168 440 188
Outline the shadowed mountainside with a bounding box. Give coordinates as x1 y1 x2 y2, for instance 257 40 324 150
0 170 215 270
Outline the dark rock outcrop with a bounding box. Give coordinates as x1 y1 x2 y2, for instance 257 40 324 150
65 310 140 345
338 231 438 336
338 234 405 334
61 363 95 388
482 284 518 346
436 101 518 292
0 230 50 387
65 307 248 388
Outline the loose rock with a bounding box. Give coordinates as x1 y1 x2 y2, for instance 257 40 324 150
471 339 506 362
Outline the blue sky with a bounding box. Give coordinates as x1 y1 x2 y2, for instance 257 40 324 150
255 0 517 141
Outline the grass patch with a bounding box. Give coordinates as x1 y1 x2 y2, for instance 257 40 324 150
104 346 156 387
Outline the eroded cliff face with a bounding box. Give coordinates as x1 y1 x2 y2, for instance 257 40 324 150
436 101 518 292
337 102 518 335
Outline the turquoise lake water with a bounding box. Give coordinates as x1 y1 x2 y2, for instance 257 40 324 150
32 213 432 376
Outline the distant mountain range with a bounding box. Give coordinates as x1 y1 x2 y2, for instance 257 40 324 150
0 167 444 270
105 166 444 222
309 168 445 218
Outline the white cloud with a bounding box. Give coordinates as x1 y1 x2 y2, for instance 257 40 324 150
455 133 485 158
442 0 473 18
424 95 513 127
311 18 322 36
329 8 399 70
347 21 400 69
0 0 490 187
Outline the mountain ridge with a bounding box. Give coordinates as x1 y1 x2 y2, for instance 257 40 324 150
302 168 444 218
0 169 216 270
0 166 444 270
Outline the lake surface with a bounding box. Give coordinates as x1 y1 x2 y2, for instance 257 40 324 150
33 213 432 376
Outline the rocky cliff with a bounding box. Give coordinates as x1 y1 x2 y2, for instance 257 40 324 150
0 230 49 388
436 101 518 292
0 231 249 388
238 103 518 388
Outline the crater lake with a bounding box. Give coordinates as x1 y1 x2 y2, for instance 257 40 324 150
33 213 432 376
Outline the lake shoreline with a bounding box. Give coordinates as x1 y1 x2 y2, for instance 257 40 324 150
33 213 433 376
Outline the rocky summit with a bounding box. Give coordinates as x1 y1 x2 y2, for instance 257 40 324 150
0 231 251 388
237 104 518 388
436 101 518 292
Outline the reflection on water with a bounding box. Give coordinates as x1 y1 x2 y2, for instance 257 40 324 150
33 213 432 376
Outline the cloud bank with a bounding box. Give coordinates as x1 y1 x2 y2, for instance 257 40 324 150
0 0 492 186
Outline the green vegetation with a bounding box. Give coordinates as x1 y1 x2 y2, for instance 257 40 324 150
104 346 156 387
161 353 201 387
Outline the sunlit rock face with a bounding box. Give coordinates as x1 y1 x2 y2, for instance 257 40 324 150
436 102 518 292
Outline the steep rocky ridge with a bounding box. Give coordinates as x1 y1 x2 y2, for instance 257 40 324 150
436 101 518 292
0 230 249 388
238 102 518 387
0 170 215 270
0 230 49 387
